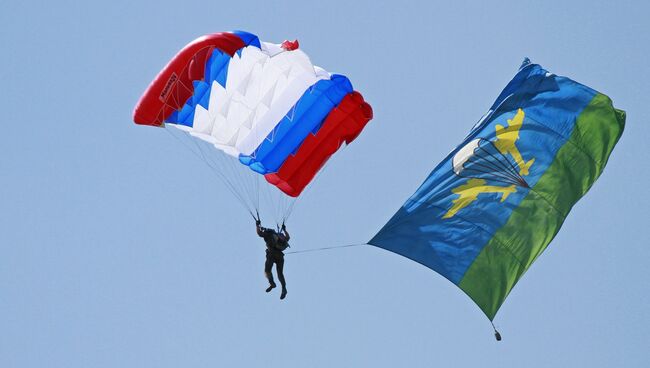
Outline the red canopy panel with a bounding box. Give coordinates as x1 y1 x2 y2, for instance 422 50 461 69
133 33 245 127
265 91 373 196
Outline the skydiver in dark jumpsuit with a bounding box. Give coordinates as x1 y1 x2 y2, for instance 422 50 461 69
256 220 289 300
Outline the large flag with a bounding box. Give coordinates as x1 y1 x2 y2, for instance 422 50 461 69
369 58 625 320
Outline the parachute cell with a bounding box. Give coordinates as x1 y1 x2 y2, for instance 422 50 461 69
265 91 372 196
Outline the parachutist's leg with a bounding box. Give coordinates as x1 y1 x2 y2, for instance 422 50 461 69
264 253 276 292
276 259 286 288
276 256 287 300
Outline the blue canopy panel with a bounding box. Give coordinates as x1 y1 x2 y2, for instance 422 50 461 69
239 74 354 174
231 30 261 48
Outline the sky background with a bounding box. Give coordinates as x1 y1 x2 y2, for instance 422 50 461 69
1 0 649 367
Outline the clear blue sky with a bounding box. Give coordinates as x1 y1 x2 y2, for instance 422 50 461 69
1 1 648 367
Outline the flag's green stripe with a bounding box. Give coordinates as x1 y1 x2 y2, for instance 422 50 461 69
458 93 625 320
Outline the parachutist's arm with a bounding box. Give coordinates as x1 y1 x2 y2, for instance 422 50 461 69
256 221 264 237
281 225 290 241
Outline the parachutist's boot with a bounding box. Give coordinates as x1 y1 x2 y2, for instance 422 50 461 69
280 288 287 300
265 272 276 292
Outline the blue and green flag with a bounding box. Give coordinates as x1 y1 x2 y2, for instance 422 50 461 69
369 58 625 320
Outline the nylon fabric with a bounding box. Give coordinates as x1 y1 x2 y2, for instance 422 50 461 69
369 59 624 320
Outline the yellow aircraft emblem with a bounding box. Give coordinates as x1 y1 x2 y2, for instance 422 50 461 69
495 108 535 176
443 108 534 219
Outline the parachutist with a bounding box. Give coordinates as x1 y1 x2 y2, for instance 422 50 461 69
256 221 290 300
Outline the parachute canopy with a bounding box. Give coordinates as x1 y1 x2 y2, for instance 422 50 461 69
134 31 372 198
369 58 625 320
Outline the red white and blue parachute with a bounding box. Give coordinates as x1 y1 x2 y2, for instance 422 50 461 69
134 31 372 220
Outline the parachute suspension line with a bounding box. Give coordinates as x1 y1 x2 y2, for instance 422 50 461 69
283 196 298 225
193 140 256 217
165 129 241 205
259 174 275 222
273 187 284 224
255 173 289 226
491 321 502 342
272 186 281 227
282 199 297 226
190 134 268 220
165 128 254 217
250 88 266 220
194 138 255 209
276 191 295 227
223 150 257 210
191 136 256 213
254 171 260 212
284 243 367 255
